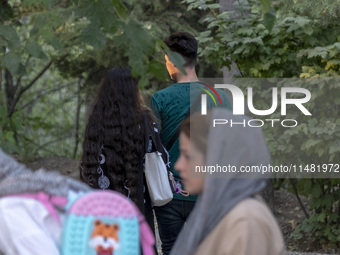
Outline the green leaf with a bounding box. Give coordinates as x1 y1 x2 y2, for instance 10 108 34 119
329 145 340 154
207 20 221 29
307 48 328 59
17 63 27 77
303 26 313 36
317 148 324 157
323 194 334 209
228 41 240 47
259 0 271 13
49 36 63 51
311 185 322 198
199 30 211 37
206 3 220 9
303 179 312 192
243 37 264 46
263 7 276 32
317 212 326 223
156 38 186 75
112 0 128 20
234 45 245 54
25 41 45 59
301 139 322 150
3 130 16 146
148 60 167 80
217 12 231 20
295 17 310 27
138 75 148 89
328 213 338 223
114 20 155 77
11 117 23 131
238 28 254 36
181 0 198 3
187 1 209 11
165 50 186 75
0 39 7 47
0 25 20 47
2 53 20 74
0 106 8 122
81 25 106 49
220 33 233 43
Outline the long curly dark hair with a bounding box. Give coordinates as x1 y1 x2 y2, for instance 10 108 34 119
80 67 154 205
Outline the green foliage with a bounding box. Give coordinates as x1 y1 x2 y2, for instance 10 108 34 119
0 0 170 158
0 0 216 160
291 179 340 248
186 0 340 78
276 0 340 25
185 0 340 249
112 0 128 20
0 104 20 153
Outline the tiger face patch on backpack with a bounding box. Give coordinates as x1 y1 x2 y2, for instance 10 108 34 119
89 219 120 254
61 190 155 255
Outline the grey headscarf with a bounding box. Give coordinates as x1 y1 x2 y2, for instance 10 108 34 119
0 148 90 197
170 108 270 255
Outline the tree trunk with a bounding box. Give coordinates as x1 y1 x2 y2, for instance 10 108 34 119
4 69 16 118
83 82 98 137
0 69 2 91
73 78 83 159
0 70 2 106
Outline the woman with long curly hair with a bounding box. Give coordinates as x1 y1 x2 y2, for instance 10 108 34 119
80 67 164 232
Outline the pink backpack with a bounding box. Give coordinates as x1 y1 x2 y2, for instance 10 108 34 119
61 190 155 255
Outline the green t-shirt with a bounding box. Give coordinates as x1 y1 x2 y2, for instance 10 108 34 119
150 82 231 201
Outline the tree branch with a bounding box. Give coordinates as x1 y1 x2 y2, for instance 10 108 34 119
8 59 54 117
21 82 76 110
33 134 73 155
24 56 31 68
16 76 21 88
290 179 310 219
73 78 83 159
16 134 59 157
44 96 76 116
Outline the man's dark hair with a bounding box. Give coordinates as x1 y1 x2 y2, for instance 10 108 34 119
164 32 197 67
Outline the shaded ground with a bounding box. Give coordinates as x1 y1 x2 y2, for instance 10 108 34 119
25 156 80 180
24 157 338 255
273 190 338 254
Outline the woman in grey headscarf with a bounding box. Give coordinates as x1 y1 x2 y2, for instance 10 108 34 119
170 108 285 255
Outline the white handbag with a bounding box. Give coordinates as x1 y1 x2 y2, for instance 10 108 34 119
144 151 173 206
143 116 174 207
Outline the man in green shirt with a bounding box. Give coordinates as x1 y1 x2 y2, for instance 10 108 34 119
151 32 231 254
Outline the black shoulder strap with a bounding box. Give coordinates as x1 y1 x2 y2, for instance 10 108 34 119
144 113 161 153
166 91 204 151
144 114 152 152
